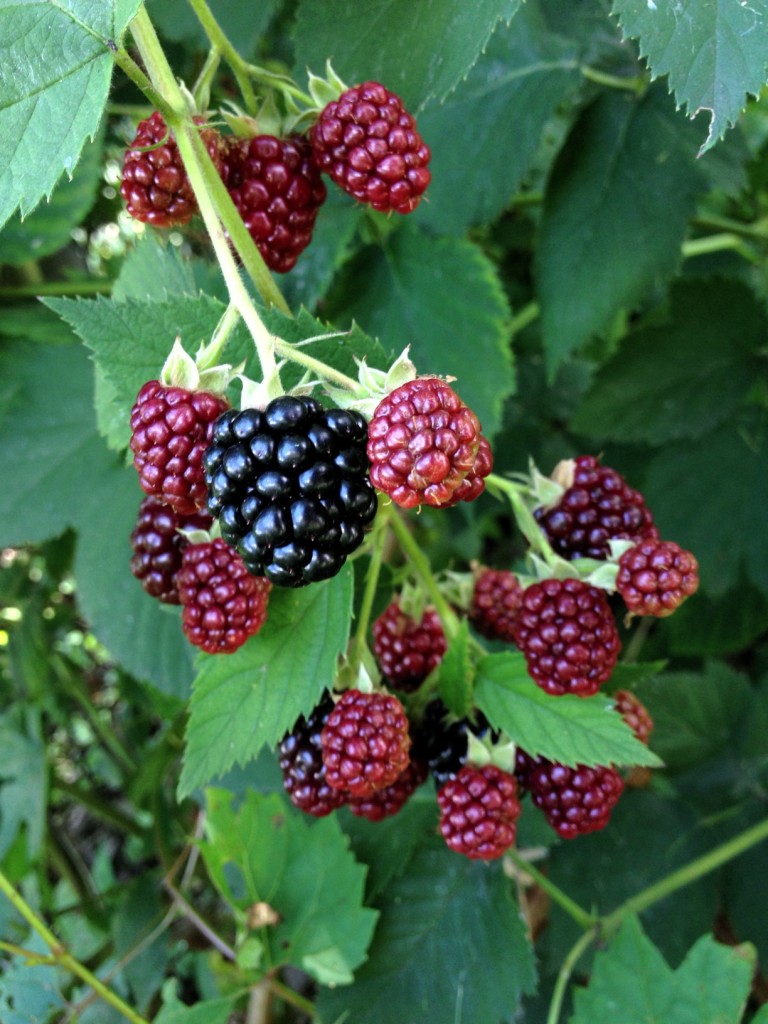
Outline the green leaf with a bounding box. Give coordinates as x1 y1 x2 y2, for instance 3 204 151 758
474 652 661 767
416 1 581 234
666 578 768 658
328 225 514 438
112 875 170 1013
0 936 65 1024
0 130 104 264
613 0 768 152
643 410 768 596
635 662 751 771
570 915 755 1024
153 992 240 1024
112 235 199 302
179 569 353 798
571 279 765 444
437 619 475 718
293 0 521 110
317 842 536 1024
0 716 46 859
0 0 140 229
149 0 279 53
200 791 377 985
536 84 704 375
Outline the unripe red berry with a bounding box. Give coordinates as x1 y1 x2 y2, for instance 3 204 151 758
616 539 699 617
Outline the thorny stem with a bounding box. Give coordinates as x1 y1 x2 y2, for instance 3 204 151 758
387 507 461 640
185 0 258 115
506 849 595 931
0 869 151 1024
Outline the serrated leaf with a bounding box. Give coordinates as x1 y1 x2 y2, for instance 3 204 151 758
179 569 353 798
643 410 768 597
536 84 704 375
317 842 536 1024
571 279 765 444
200 791 377 985
153 994 240 1024
293 0 521 110
0 717 46 859
0 129 103 264
570 915 755 1024
416 1 581 234
327 225 514 438
0 936 65 1024
0 0 140 229
613 0 768 152
474 652 661 767
148 0 279 53
437 619 475 718
112 235 199 302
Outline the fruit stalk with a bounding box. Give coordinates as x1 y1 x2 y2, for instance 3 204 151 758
185 0 258 114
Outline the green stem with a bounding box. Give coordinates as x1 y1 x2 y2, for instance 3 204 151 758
52 777 146 839
0 940 57 966
269 976 316 1017
0 870 150 1024
113 47 175 119
682 233 758 263
580 65 646 94
692 212 768 240
243 64 315 108
485 473 558 564
198 301 241 369
506 849 595 931
272 336 359 391
191 45 222 112
0 280 112 299
185 0 258 114
602 815 768 934
348 506 388 675
546 927 598 1024
509 300 540 337
387 508 461 640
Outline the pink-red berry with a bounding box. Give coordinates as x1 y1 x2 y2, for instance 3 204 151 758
534 455 658 560
470 568 524 643
228 134 327 273
176 539 271 654
120 112 222 227
278 693 348 817
372 599 447 691
437 764 521 860
616 539 699 617
321 689 411 798
367 378 489 509
348 758 428 821
614 690 654 745
130 381 230 516
518 753 624 839
129 496 212 604
513 578 620 697
310 81 431 214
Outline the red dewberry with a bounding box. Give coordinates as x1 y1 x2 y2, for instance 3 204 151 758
176 539 271 654
367 378 489 509
614 690 654 745
616 539 699 617
348 757 428 822
513 578 620 696
129 496 212 604
321 689 411 798
228 134 327 273
130 381 230 516
120 112 222 227
437 764 521 860
520 753 624 839
534 455 658 560
278 693 347 817
310 81 431 214
470 568 524 643
372 599 447 691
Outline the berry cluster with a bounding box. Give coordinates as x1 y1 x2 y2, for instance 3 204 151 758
120 81 430 273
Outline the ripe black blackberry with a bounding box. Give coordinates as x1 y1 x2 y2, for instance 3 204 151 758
204 396 377 587
414 699 496 789
278 692 347 817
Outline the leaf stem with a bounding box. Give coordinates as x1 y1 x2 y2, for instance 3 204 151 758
268 976 316 1017
387 508 461 640
509 300 540 337
113 47 176 120
601 815 768 934
0 869 150 1024
546 926 598 1024
506 848 595 930
272 336 360 391
580 65 646 94
682 233 758 263
348 503 388 675
185 0 258 114
485 473 557 563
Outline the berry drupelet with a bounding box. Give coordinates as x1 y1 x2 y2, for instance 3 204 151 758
469 567 524 643
176 538 271 654
516 752 624 839
437 764 521 860
513 577 620 697
278 692 348 817
130 381 230 516
534 455 658 561
347 757 428 822
616 539 699 617
372 599 447 691
228 134 327 273
129 496 212 604
367 377 491 509
204 396 377 587
310 81 431 214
